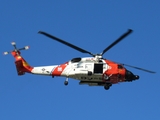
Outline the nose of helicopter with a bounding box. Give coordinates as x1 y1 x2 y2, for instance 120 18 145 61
125 70 139 81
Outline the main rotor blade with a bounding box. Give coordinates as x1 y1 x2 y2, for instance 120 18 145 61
101 29 133 55
39 31 94 56
122 63 156 73
112 60 156 73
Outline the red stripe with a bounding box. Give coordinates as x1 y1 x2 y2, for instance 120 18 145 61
52 63 68 76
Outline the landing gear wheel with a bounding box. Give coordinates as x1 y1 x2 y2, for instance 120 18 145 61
104 84 112 90
64 81 68 86
104 85 110 90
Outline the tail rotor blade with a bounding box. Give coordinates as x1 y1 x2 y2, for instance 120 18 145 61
11 42 17 50
3 51 10 55
24 46 29 50
18 46 30 51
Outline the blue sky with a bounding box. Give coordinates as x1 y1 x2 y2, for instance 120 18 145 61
0 0 160 120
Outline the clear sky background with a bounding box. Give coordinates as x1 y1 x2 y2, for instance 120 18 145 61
0 0 160 120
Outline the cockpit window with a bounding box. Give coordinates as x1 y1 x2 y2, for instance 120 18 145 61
118 65 123 69
71 57 81 63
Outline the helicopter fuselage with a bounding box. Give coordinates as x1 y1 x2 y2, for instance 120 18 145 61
31 57 139 88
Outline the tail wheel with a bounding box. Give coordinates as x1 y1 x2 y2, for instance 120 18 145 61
104 83 112 90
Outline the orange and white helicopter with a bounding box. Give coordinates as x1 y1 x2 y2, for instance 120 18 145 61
4 29 155 90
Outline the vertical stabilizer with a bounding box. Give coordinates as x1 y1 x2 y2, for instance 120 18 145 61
11 51 33 75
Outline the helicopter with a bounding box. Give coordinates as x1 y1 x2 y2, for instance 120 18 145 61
4 29 155 90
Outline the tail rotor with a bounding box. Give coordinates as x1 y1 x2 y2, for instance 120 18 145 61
3 42 29 55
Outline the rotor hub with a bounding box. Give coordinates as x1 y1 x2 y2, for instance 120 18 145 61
95 54 102 59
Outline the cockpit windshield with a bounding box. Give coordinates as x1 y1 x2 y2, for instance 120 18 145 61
71 57 81 63
118 65 123 69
